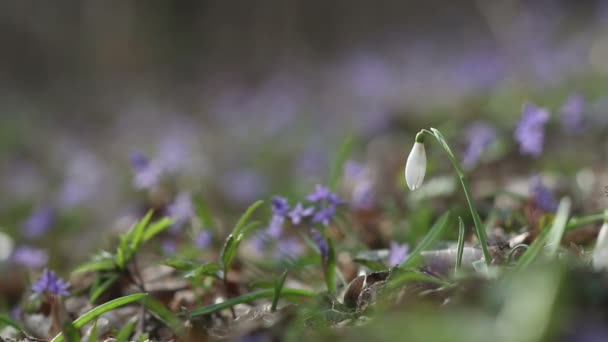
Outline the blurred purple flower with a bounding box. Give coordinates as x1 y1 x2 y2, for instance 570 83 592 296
343 160 366 180
31 269 70 297
312 205 336 226
530 176 558 212
462 122 497 169
288 203 314 225
310 229 329 259
194 231 212 249
561 93 585 134
12 246 48 268
387 241 409 267
266 215 285 239
276 237 305 259
23 207 54 238
130 152 162 190
514 103 550 156
306 185 343 205
352 180 376 210
271 196 290 217
161 239 177 254
167 192 194 232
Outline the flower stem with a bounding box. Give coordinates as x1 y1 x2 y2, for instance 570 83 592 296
422 128 491 267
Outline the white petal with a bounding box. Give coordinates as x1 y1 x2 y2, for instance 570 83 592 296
593 222 608 270
405 142 426 190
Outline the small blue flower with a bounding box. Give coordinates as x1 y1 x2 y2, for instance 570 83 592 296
271 196 290 217
306 185 332 202
462 122 497 169
266 215 285 238
167 192 194 233
387 241 409 266
561 93 585 134
23 207 54 238
530 176 558 212
310 229 329 259
312 205 336 226
129 152 162 190
31 269 70 297
194 231 212 249
288 203 315 225
514 103 550 156
12 246 48 268
276 237 305 258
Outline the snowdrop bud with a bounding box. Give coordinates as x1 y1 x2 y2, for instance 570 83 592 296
592 211 608 271
405 132 427 191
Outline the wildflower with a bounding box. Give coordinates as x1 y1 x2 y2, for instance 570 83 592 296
405 132 427 190
462 122 497 169
530 176 558 212
514 103 550 156
310 229 329 259
593 211 608 271
306 185 344 205
288 203 314 225
312 205 336 226
31 269 70 297
271 196 290 217
266 215 285 238
351 179 376 210
194 231 212 249
561 93 585 134
12 246 48 268
130 152 162 190
23 207 54 238
387 241 409 266
167 192 194 232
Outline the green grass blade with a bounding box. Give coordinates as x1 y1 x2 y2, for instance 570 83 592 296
89 274 120 303
62 320 81 342
142 297 183 336
187 288 314 317
271 270 289 312
0 314 22 331
516 198 571 269
51 293 148 342
87 319 98 342
142 217 174 242
233 200 264 236
325 239 336 294
400 211 450 268
115 319 137 342
130 210 154 250
72 259 116 274
456 216 465 272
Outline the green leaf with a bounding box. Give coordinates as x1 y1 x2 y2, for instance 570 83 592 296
517 198 572 269
0 314 22 331
162 258 198 271
456 216 465 272
328 134 355 190
220 234 237 270
142 297 183 336
87 319 98 342
62 320 81 342
220 200 264 270
184 262 222 279
194 194 215 229
271 270 289 312
325 238 336 294
187 288 314 317
51 293 148 342
233 200 264 237
400 211 450 268
89 274 120 303
115 319 137 342
130 210 154 250
72 259 116 274
142 217 174 242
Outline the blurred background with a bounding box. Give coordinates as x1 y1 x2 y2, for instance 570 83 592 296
2 0 608 262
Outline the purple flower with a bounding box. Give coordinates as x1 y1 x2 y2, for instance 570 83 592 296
310 229 329 259
23 207 54 238
343 160 366 180
265 215 285 239
387 241 409 266
462 122 497 169
306 185 343 205
167 192 194 233
276 237 305 259
312 205 336 226
351 180 375 210
129 152 162 190
12 246 48 268
561 93 585 134
514 103 550 156
530 176 558 212
271 196 290 217
31 269 70 297
194 231 212 249
288 203 314 225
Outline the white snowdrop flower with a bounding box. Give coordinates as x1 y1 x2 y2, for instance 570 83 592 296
405 133 427 191
593 212 608 271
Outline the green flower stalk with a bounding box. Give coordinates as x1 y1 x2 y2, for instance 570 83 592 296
405 128 491 267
